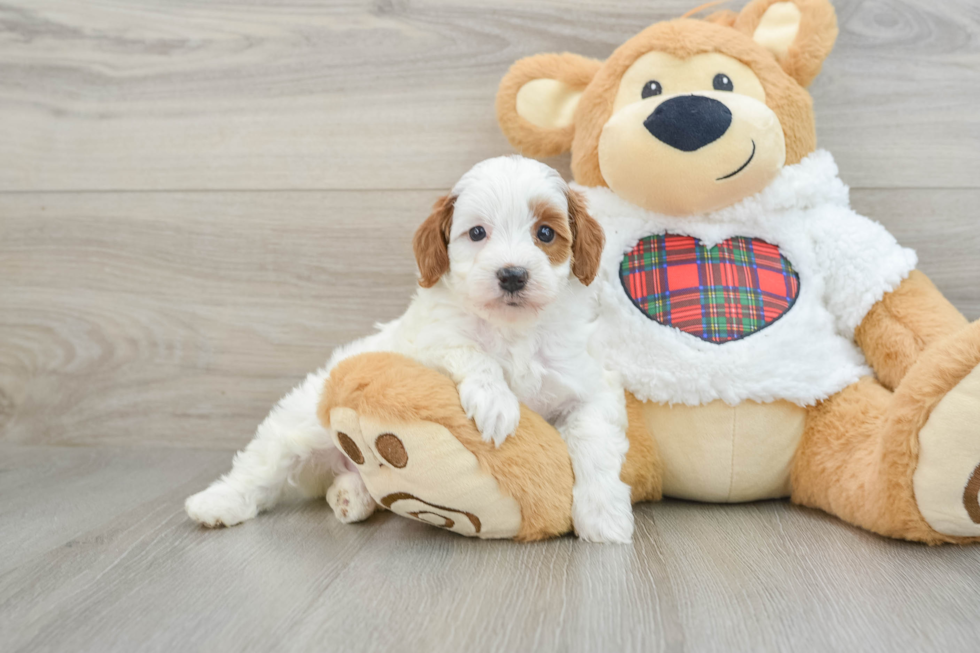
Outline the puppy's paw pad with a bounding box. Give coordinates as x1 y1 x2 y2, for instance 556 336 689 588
327 474 377 524
185 486 256 528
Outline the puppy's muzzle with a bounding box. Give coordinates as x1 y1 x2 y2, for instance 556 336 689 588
644 95 732 152
496 266 528 294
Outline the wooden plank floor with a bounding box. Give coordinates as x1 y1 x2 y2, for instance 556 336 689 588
1 1 979 651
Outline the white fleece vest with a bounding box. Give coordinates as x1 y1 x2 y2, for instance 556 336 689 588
582 150 917 407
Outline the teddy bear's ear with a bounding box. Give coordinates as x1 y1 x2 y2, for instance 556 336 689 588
733 0 838 87
496 53 602 158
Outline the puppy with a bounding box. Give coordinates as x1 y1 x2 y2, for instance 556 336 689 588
185 156 635 543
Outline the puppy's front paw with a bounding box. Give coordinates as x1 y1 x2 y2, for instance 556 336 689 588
572 485 635 544
458 377 521 447
326 473 377 524
185 483 257 528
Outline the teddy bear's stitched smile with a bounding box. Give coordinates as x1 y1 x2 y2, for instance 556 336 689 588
717 139 757 180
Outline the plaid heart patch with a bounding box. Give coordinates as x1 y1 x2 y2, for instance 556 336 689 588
620 234 800 344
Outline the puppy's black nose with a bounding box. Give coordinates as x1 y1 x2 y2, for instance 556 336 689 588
497 267 528 293
643 95 732 152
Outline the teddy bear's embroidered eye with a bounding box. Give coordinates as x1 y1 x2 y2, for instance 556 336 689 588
641 80 662 99
468 226 486 241
713 73 733 91
536 225 555 243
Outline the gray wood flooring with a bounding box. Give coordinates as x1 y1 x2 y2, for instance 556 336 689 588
1 1 979 651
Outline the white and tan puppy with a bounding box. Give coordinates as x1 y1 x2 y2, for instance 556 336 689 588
185 156 635 542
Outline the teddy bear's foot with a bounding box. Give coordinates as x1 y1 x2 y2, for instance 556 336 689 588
327 406 523 538
914 361 980 537
319 352 576 540
792 320 980 544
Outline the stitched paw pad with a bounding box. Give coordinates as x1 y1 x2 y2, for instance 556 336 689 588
914 363 980 537
327 406 522 538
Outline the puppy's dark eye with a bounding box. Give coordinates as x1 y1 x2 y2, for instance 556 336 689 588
713 73 733 91
536 225 555 243
641 80 662 99
468 226 486 242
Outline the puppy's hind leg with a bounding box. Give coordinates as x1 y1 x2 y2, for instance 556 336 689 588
185 369 332 527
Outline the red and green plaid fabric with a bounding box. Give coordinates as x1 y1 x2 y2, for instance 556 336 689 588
620 234 800 343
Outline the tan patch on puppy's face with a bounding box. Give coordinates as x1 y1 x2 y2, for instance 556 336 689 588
530 200 572 266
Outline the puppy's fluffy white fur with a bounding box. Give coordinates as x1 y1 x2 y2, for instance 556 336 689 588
185 156 634 543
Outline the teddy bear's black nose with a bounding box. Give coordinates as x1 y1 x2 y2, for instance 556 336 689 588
644 95 732 152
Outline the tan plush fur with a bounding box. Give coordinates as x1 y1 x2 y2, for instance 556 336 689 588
321 352 574 541
793 320 980 544
622 393 664 503
855 270 969 390
496 53 602 159
704 9 740 27
732 0 839 87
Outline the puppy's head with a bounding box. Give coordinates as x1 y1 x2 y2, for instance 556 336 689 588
413 156 603 323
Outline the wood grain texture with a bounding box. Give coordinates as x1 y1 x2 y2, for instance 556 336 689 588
0 0 978 191
0 444 230 574
1 446 979 653
0 190 424 447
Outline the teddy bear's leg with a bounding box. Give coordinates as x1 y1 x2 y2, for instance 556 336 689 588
622 393 664 504
319 352 574 540
319 352 662 540
855 270 969 390
792 319 980 544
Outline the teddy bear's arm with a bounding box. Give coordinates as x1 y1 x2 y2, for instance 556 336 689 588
854 270 968 390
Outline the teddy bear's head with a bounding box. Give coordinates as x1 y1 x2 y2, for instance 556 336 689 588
497 0 838 216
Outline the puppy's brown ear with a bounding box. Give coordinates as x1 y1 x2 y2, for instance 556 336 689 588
567 189 604 286
413 195 455 288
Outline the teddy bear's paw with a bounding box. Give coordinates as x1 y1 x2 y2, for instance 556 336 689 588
326 472 377 524
185 483 257 528
913 362 980 537
327 406 522 539
571 482 635 544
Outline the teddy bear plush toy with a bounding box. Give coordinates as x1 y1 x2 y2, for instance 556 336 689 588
320 0 980 543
